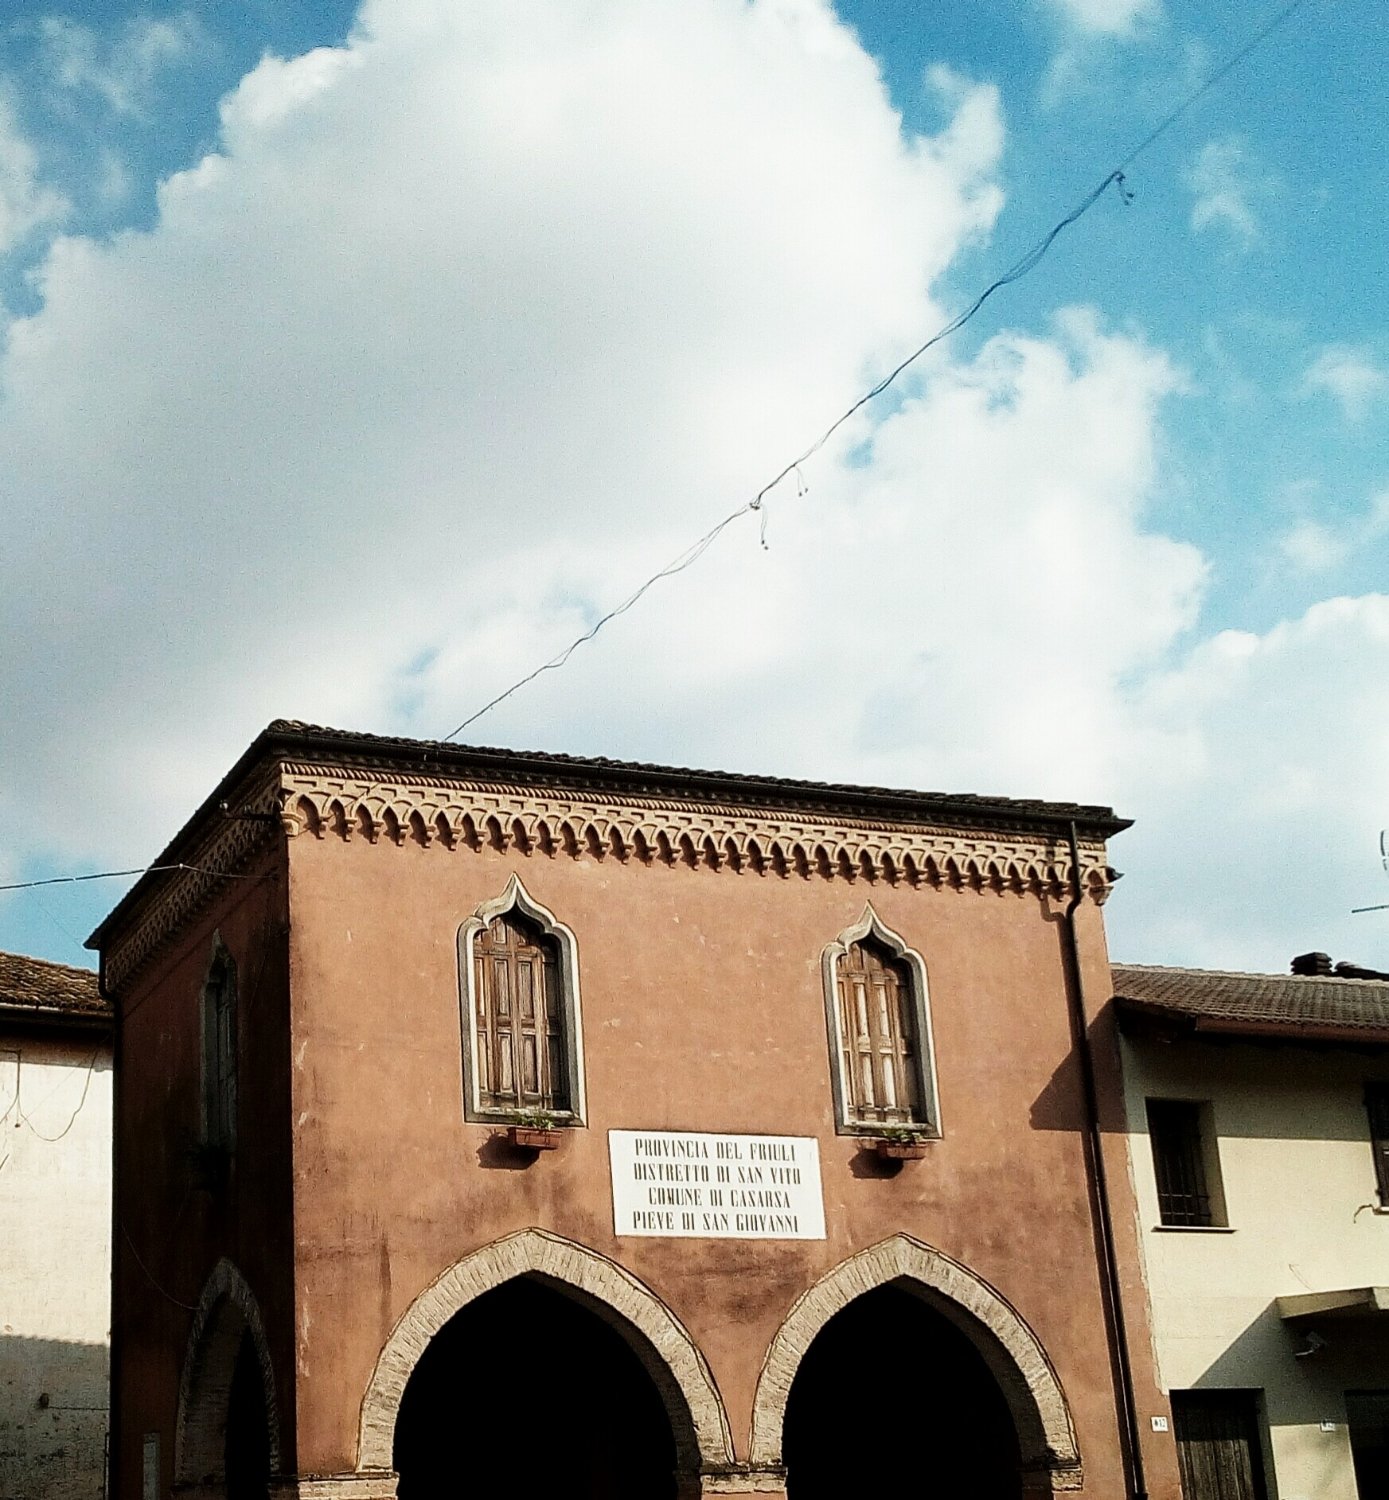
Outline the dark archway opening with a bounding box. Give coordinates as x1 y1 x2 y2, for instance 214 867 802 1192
225 1329 270 1500
393 1277 679 1500
783 1284 1022 1500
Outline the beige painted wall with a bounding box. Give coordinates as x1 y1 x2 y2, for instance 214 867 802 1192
1120 1032 1389 1500
0 1032 112 1500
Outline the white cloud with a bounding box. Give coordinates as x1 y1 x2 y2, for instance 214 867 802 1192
35 12 204 117
0 0 1005 867
0 89 66 256
0 0 1382 980
922 65 1005 188
1114 596 1389 969
1274 484 1389 577
1277 518 1349 574
1299 344 1389 421
1184 135 1278 248
1042 0 1162 38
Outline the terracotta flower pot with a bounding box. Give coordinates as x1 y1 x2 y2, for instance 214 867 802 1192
873 1138 929 1161
509 1126 562 1151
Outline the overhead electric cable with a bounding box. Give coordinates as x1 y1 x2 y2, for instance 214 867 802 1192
0 862 258 893
443 162 1121 740
407 0 1304 740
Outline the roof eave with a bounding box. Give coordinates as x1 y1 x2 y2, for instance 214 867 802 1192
0 1003 113 1037
1115 995 1389 1048
89 719 1132 952
86 724 286 951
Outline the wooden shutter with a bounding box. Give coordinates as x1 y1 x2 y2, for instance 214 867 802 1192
203 957 237 1150
1147 1099 1213 1227
1366 1085 1389 1206
1172 1391 1268 1500
836 940 921 1126
217 967 237 1149
475 914 569 1112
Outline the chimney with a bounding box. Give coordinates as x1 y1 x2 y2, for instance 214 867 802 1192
1333 960 1389 982
1291 951 1332 977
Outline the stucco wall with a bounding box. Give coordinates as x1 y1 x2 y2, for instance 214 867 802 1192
1121 1032 1389 1500
279 828 1179 1496
108 847 294 1500
0 1032 112 1500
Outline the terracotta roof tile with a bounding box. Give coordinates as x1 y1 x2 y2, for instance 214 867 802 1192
1112 963 1389 1039
0 950 107 1024
265 719 1130 828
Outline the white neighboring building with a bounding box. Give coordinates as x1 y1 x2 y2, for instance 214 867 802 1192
1114 955 1389 1500
1 952 112 1500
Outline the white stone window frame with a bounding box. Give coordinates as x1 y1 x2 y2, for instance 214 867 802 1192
821 905 942 1138
457 874 588 1127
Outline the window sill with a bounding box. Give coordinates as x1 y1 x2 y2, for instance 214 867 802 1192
1152 1223 1235 1233
469 1113 584 1129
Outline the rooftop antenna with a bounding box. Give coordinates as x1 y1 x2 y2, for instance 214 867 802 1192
1351 831 1389 915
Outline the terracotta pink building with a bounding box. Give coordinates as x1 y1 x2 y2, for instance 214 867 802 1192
94 721 1182 1500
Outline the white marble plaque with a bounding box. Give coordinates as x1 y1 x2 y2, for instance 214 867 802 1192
610 1129 825 1239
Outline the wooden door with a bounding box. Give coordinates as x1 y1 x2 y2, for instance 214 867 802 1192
1172 1391 1268 1500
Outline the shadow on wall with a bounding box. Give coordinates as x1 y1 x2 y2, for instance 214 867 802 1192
1194 1301 1389 1403
0 1336 108 1500
1028 1005 1389 1144
1182 1303 1389 1500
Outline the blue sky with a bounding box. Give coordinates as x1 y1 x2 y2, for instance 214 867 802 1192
1 0 1386 972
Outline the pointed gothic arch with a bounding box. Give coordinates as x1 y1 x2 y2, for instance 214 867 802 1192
174 1257 281 1490
750 1235 1082 1492
357 1228 735 1479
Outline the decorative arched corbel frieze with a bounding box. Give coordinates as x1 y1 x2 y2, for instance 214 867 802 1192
278 769 1118 901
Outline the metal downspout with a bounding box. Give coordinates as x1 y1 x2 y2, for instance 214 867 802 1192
1064 819 1149 1500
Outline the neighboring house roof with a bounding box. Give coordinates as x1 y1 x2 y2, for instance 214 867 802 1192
1112 962 1389 1045
0 950 109 1033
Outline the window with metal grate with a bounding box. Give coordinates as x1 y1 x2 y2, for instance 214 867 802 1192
1147 1098 1223 1228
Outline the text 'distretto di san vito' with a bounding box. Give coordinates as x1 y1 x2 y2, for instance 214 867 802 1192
609 1130 825 1239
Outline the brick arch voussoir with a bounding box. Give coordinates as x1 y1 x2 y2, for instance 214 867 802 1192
174 1257 281 1486
749 1235 1081 1492
357 1228 734 1477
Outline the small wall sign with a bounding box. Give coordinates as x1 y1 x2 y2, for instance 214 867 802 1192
1150 1416 1169 1433
610 1130 826 1240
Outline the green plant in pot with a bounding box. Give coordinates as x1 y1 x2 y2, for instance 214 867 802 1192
873 1125 931 1161
507 1108 562 1151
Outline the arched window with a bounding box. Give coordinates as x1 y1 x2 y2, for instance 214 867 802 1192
822 909 939 1135
201 943 238 1151
474 912 568 1113
458 878 586 1124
